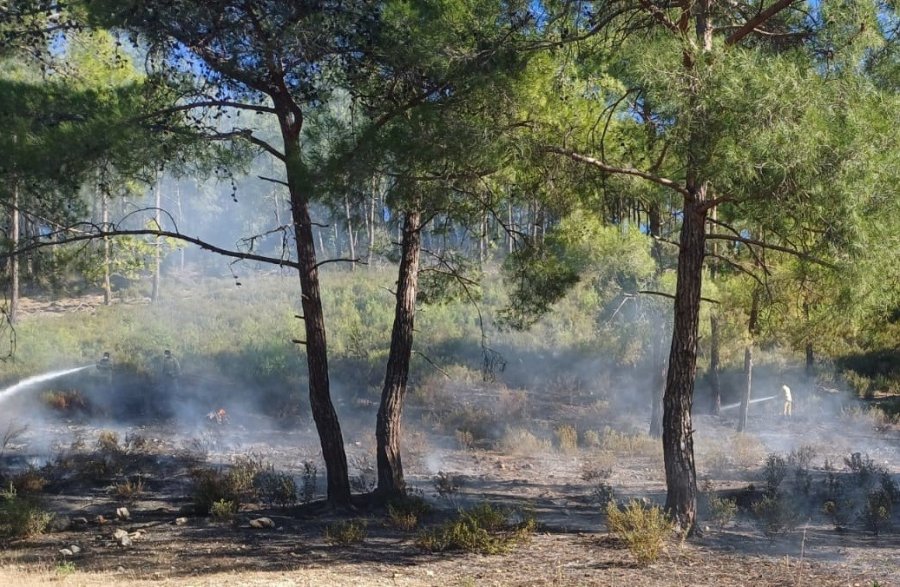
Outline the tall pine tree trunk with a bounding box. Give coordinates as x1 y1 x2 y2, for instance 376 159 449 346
367 180 376 268
648 202 666 438
375 208 422 498
345 195 356 271
737 289 760 432
151 178 162 303
662 193 707 534
9 178 19 324
708 207 721 415
803 301 814 378
276 100 351 506
102 188 112 305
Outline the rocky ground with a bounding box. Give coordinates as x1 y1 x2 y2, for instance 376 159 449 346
0 399 898 587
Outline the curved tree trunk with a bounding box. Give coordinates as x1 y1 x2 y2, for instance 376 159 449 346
277 102 351 506
375 208 422 498
662 193 708 535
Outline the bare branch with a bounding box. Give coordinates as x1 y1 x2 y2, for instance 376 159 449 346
258 175 289 187
1 226 302 270
707 233 837 269
639 290 720 304
314 257 365 269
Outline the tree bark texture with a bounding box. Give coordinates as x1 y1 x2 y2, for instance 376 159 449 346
708 206 721 415
649 338 666 439
648 202 666 438
9 178 19 324
277 102 351 506
151 178 162 303
345 195 356 271
662 193 707 534
375 208 422 497
102 189 112 305
738 289 760 432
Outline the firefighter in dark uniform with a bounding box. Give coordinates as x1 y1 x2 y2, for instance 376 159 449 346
95 352 113 415
162 349 181 395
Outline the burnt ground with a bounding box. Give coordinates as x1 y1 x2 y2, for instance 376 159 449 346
0 396 899 587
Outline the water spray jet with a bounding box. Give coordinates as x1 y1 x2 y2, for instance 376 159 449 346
720 395 778 411
0 366 93 405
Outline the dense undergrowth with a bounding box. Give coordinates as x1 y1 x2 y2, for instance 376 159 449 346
0 267 896 422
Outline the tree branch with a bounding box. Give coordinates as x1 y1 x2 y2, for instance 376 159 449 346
639 290 720 304
725 0 800 45
544 146 689 196
707 233 837 269
1 226 301 270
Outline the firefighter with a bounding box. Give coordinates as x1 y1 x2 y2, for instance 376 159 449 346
95 352 114 415
96 352 113 385
162 349 181 391
782 384 793 418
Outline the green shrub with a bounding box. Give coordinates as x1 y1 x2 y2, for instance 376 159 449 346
705 495 737 529
862 489 892 535
387 495 431 531
416 503 535 554
605 499 673 565
324 519 368 545
253 468 298 508
762 454 788 495
210 499 237 520
751 494 801 536
0 484 54 540
191 455 273 514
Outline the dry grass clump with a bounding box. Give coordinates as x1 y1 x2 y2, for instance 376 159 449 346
496 427 551 455
581 451 616 481
597 428 658 457
497 388 529 420
696 445 730 474
554 424 578 454
112 477 145 503
605 499 673 565
731 434 767 469
12 469 47 494
324 519 368 545
40 390 87 412
416 503 536 554
97 431 121 454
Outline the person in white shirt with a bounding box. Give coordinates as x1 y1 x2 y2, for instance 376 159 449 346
782 384 793 417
